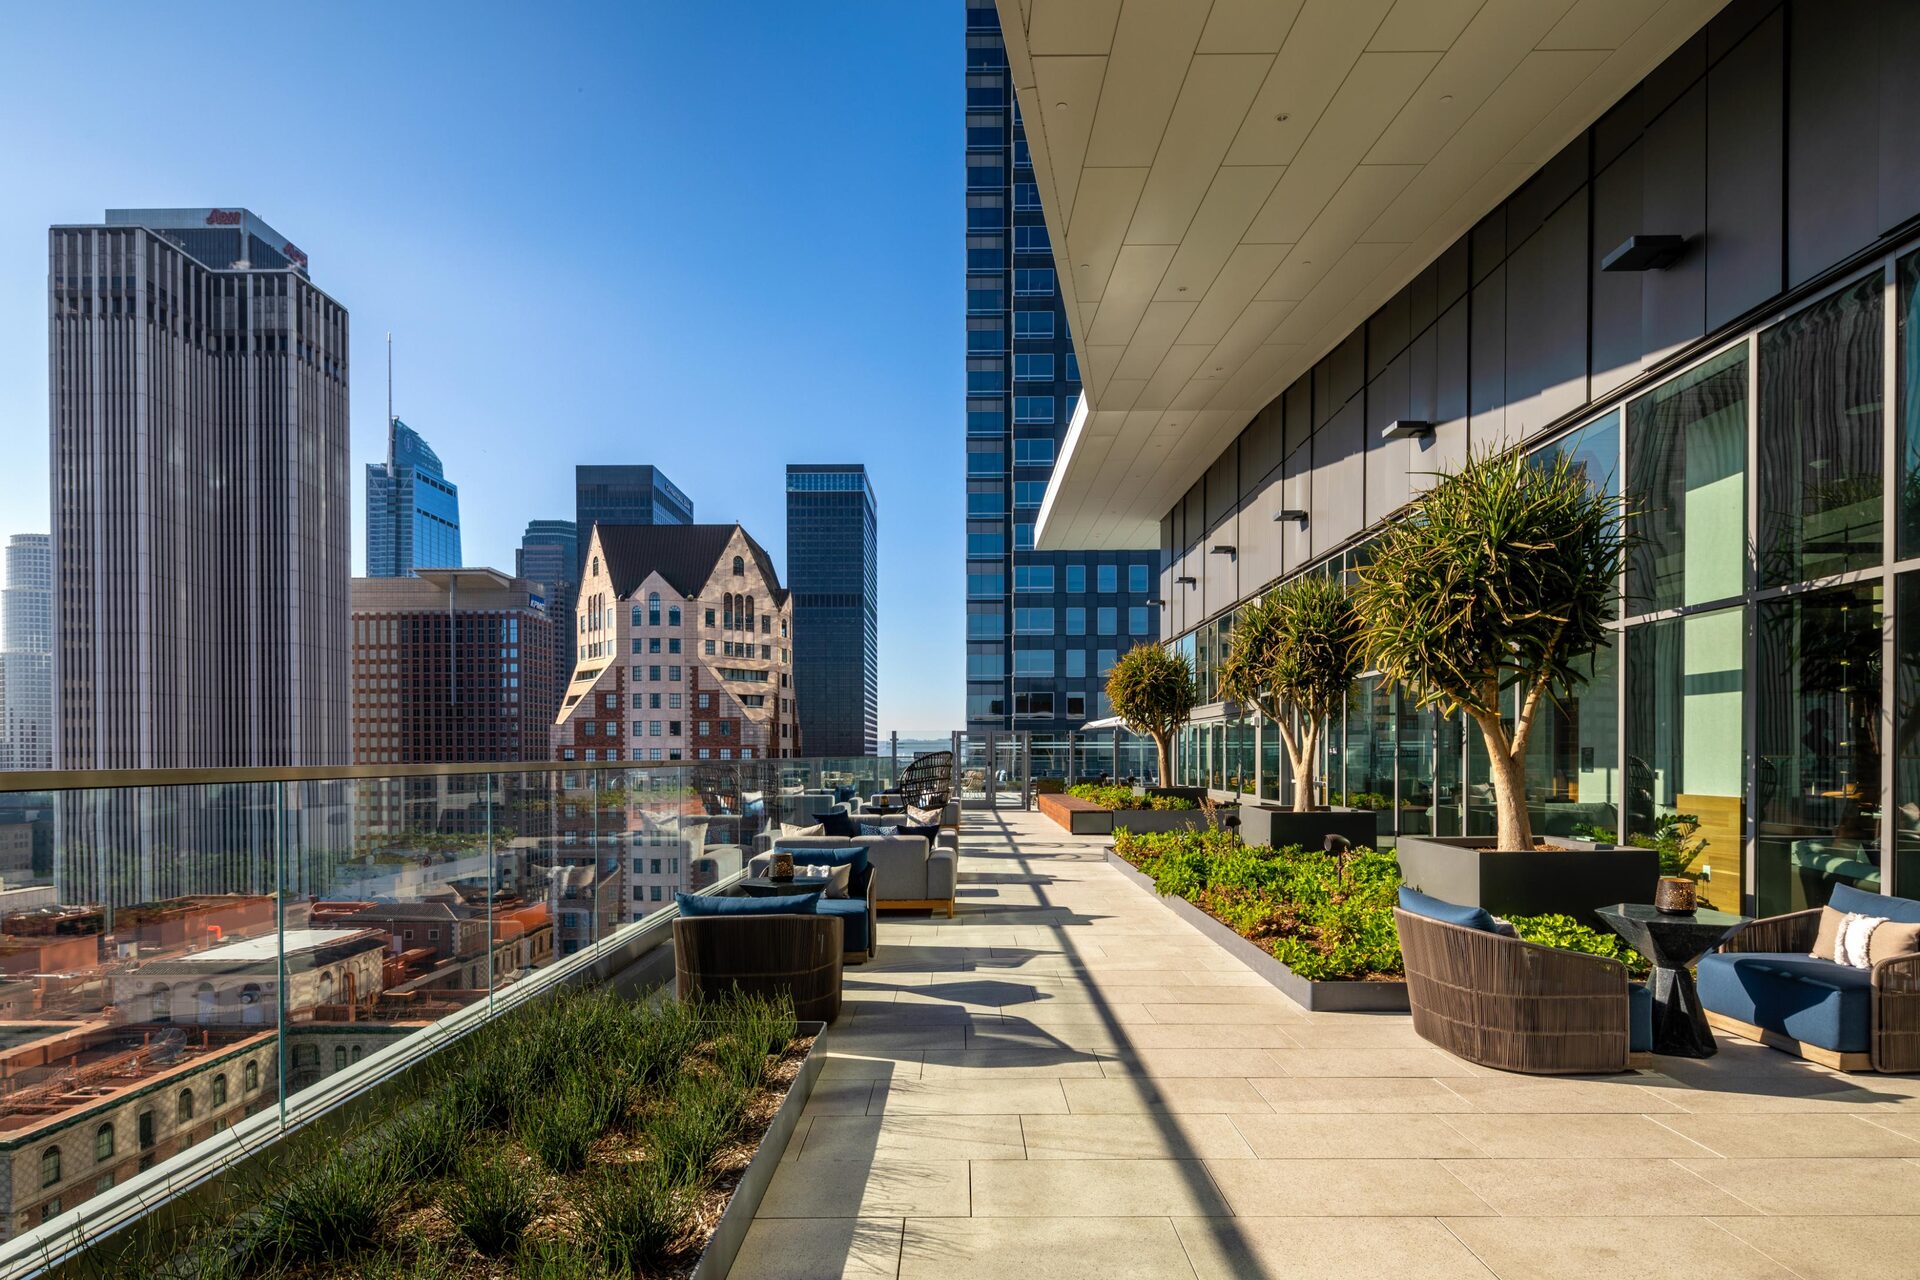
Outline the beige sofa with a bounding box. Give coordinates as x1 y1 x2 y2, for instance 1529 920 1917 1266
753 831 956 916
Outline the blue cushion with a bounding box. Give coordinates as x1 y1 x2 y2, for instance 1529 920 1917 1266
817 897 871 954
833 784 857 804
1827 882 1920 925
893 822 940 841
675 890 820 917
821 809 858 838
774 845 870 876
1696 951 1873 1054
1628 982 1653 1054
1397 887 1498 933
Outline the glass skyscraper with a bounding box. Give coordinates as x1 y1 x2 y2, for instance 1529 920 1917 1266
574 465 694 578
786 465 878 756
365 418 461 577
964 2 1160 735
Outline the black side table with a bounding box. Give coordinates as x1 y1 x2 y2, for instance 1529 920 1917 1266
737 876 828 898
1596 903 1752 1058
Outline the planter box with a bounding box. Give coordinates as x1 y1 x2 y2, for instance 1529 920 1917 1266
1104 850 1409 1013
1108 807 1211 835
691 1021 829 1279
1238 804 1380 852
1395 834 1660 922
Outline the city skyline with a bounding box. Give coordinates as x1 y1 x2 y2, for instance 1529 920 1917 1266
0 3 960 732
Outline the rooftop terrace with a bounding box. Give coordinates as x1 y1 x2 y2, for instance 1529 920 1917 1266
731 808 1920 1280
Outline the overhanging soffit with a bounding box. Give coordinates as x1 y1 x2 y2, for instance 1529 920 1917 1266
1002 0 1730 550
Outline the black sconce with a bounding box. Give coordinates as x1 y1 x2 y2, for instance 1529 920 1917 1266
1601 234 1687 272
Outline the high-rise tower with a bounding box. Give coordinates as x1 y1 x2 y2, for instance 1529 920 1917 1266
963 5 1161 736
786 465 877 756
0 533 52 771
365 418 461 577
573 466 693 579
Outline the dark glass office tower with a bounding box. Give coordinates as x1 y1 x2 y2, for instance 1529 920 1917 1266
366 418 461 577
786 465 878 756
574 465 693 577
517 518 579 738
963 2 1160 736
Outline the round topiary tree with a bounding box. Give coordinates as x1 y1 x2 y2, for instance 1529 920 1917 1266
1353 448 1627 852
1218 576 1364 812
1104 644 1196 788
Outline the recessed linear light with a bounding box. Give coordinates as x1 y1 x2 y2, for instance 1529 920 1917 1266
1601 234 1688 272
1274 509 1308 525
1382 419 1434 441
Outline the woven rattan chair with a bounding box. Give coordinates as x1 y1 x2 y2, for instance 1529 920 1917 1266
673 913 843 1025
1709 909 1920 1072
897 751 954 810
1395 907 1649 1074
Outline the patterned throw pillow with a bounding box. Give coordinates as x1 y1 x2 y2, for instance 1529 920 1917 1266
906 804 943 826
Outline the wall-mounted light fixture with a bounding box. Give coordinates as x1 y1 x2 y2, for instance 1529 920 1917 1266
1274 508 1308 525
1174 575 1197 586
1601 234 1687 272
1146 597 1167 608
1209 544 1237 557
1381 419 1433 441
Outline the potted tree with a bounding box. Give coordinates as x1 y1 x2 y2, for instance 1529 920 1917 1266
1354 449 1655 920
1105 644 1198 810
1218 577 1378 851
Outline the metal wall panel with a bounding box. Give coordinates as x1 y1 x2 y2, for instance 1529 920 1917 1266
1504 196 1590 440
1704 8 1784 330
1787 0 1881 286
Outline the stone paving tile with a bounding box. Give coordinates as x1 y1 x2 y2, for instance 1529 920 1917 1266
1678 1156 1920 1215
1019 1113 1257 1161
919 1047 1109 1079
1653 1112 1920 1157
1100 1047 1297 1079
1441 1112 1716 1158
1440 1158 1757 1216
1228 1112 1485 1159
1173 1216 1496 1279
798 1114 1027 1162
1249 1075 1480 1113
1263 1047 1485 1077
1710 1216 1920 1279
729 1217 905 1279
898 1217 1199 1280
1442 1217 1794 1279
1062 1076 1273 1115
970 1158 1231 1217
876 1077 1070 1115
1204 1156 1494 1216
757 1158 972 1219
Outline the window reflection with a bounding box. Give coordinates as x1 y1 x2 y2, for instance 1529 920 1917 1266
1628 346 1748 612
1758 275 1883 586
1894 574 1920 896
1755 583 1884 915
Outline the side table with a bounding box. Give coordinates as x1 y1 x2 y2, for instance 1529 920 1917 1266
1596 902 1752 1058
737 876 828 898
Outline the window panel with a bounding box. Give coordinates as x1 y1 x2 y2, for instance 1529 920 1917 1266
1627 346 1748 612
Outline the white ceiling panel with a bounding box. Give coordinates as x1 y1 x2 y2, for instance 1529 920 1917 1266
993 0 1730 550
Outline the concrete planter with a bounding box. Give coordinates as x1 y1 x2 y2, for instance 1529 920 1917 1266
690 1021 829 1280
1108 806 1212 834
1238 804 1380 852
1394 834 1660 922
1105 850 1409 1013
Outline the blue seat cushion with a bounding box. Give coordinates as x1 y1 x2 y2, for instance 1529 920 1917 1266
1397 887 1498 933
1828 882 1920 925
774 845 870 877
676 890 820 917
1696 951 1872 1054
1628 982 1653 1054
817 897 871 954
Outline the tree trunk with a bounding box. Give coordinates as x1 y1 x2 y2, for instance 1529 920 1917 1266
1469 710 1534 850
1152 733 1171 789
1294 719 1321 813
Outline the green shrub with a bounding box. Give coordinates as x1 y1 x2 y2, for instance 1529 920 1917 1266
1506 913 1652 979
515 1240 604 1279
629 996 703 1089
1328 790 1391 811
1066 783 1195 811
582 1159 699 1274
384 1098 466 1185
249 1142 394 1265
644 1072 749 1184
1116 828 1403 981
443 1152 538 1256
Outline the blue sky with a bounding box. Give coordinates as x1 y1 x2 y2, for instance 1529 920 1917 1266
0 1 961 733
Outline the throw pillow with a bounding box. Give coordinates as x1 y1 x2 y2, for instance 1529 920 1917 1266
775 844 870 877
1829 882 1920 925
1836 913 1889 968
780 821 825 838
1870 920 1920 964
1397 886 1498 934
1810 906 1849 962
821 810 858 838
857 820 901 837
906 804 943 825
894 822 940 841
794 863 852 898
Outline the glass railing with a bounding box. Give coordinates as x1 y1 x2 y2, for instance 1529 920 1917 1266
0 754 927 1269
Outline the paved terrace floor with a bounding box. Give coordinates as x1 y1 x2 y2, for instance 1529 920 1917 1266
730 809 1920 1280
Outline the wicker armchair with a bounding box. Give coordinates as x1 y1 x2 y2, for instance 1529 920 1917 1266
1707 908 1920 1072
898 751 954 810
1395 908 1649 1074
673 914 843 1025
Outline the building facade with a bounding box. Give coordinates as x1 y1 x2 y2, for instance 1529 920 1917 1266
0 534 51 771
48 208 350 906
1001 0 1920 920
964 4 1161 737
365 418 461 577
349 568 557 765
786 464 878 756
573 465 693 579
516 518 579 726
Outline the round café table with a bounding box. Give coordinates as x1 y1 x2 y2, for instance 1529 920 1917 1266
1595 902 1752 1058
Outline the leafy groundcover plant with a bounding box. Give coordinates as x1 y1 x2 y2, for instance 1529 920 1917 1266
1066 783 1196 812
1114 828 1403 981
1505 913 1651 979
84 988 805 1280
